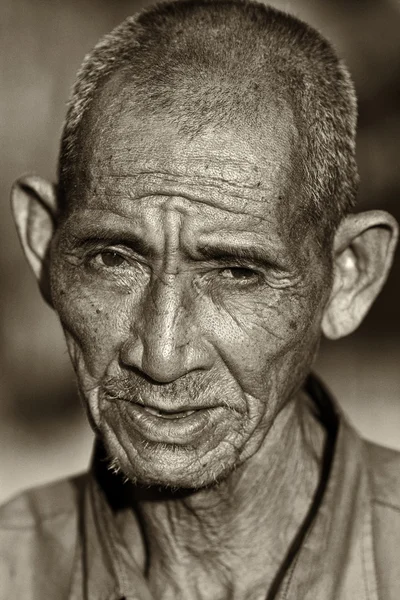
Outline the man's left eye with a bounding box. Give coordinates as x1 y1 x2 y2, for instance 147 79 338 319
219 267 259 281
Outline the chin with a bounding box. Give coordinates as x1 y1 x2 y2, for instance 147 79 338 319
104 436 238 491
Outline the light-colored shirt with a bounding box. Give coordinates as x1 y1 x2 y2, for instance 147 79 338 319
1 377 400 599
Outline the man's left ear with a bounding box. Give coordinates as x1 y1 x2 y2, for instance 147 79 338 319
322 210 398 340
11 175 58 306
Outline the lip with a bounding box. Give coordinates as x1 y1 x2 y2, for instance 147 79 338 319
141 406 197 419
123 402 220 445
120 397 211 414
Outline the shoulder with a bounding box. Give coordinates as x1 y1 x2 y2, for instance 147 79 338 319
364 439 400 511
0 473 86 528
363 440 400 598
0 473 87 527
0 474 87 600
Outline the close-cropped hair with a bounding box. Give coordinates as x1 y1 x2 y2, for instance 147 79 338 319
58 0 359 236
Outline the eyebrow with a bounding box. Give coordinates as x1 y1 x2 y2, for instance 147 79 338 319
69 225 155 258
196 243 275 267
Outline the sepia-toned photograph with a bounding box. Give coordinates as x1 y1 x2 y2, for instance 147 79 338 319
1 0 400 597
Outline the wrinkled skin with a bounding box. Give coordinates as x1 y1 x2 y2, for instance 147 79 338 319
49 80 332 491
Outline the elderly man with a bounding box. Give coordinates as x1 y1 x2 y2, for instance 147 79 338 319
2 0 400 598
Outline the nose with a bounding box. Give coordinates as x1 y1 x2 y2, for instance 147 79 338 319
120 274 212 383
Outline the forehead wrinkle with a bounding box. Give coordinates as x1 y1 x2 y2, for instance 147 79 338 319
88 165 288 198
92 188 272 223
84 174 287 223
94 173 269 200
106 151 289 190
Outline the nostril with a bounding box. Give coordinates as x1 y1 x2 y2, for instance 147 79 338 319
119 336 144 372
117 361 159 386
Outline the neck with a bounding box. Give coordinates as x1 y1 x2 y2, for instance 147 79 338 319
121 392 326 599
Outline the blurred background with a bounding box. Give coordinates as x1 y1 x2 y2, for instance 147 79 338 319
1 0 400 504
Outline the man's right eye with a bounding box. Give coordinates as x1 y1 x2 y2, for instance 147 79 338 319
96 250 127 267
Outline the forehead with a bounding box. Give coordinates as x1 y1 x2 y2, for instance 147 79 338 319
69 77 308 245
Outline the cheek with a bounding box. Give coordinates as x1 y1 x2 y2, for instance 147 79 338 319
203 286 323 396
51 267 132 378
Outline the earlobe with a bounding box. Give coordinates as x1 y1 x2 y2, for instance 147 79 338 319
11 175 58 306
322 210 398 340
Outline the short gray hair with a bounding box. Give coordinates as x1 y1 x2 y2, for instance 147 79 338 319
58 0 359 236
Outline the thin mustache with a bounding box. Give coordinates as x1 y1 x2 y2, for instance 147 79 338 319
100 373 214 404
97 373 241 412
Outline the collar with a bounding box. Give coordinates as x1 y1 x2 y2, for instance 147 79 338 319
68 376 378 600
277 378 378 600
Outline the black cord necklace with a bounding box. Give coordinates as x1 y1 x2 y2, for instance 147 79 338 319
265 375 339 600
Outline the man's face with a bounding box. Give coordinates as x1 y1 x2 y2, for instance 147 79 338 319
50 82 332 489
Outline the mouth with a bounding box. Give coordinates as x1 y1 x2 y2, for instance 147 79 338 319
142 406 197 420
114 400 221 445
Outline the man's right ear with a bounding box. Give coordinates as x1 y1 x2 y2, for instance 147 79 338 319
11 175 58 306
